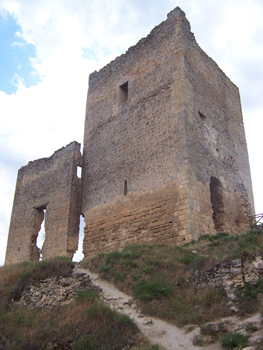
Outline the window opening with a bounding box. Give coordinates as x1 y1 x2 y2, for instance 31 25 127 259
77 166 82 178
73 215 85 262
210 177 225 231
124 180 128 196
119 81 128 104
199 111 206 120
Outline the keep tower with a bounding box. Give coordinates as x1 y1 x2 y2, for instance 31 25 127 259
81 7 254 257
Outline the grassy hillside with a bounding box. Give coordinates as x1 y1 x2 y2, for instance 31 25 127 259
0 257 157 350
1 230 262 349
82 230 263 327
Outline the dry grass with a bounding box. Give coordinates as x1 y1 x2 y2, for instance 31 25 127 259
0 258 153 350
1 230 262 348
184 230 263 259
82 230 263 327
82 244 230 327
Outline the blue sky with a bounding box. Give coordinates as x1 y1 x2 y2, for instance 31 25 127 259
0 14 41 94
0 0 263 266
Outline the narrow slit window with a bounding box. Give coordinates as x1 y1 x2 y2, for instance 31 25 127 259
124 180 128 196
77 166 82 178
119 81 128 104
199 111 206 120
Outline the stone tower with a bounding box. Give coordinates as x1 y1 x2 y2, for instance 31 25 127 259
81 7 254 257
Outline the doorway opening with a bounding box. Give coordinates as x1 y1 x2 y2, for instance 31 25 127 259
210 177 225 232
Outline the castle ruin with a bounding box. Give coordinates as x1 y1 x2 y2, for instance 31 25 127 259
5 7 255 265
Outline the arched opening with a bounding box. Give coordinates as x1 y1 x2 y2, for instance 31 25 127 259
210 177 225 232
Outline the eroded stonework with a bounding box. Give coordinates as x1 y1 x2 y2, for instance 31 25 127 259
81 7 254 257
5 7 255 264
5 142 82 265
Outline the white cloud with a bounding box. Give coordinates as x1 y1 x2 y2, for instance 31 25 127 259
0 0 263 266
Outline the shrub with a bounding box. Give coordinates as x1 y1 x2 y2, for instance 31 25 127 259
131 279 172 301
235 278 263 314
220 332 249 349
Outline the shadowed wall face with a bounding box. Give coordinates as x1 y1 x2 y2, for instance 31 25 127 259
5 142 82 265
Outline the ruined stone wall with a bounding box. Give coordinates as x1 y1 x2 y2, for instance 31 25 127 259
81 7 254 258
5 142 82 265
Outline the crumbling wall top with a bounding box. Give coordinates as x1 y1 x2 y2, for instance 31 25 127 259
5 141 82 265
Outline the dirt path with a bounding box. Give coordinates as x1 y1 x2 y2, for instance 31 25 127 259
75 266 225 350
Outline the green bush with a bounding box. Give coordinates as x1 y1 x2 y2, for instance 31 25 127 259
220 332 249 349
244 280 263 300
131 279 172 301
235 278 263 313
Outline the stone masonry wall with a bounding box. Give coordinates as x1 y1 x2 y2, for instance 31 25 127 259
82 8 192 257
181 25 255 236
81 7 254 259
5 142 82 265
83 183 191 257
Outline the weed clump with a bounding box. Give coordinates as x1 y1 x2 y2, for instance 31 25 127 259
220 332 249 349
131 279 172 301
235 278 263 315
